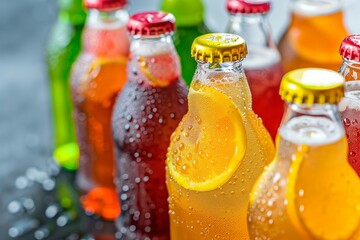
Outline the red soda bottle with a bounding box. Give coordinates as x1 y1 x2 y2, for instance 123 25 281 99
112 12 188 239
226 0 284 140
70 0 130 220
338 34 360 176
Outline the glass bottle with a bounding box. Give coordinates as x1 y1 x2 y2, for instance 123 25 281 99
161 0 210 85
46 0 86 170
226 0 284 140
338 34 360 176
112 12 188 239
166 33 275 239
248 68 360 239
70 0 130 220
278 0 349 72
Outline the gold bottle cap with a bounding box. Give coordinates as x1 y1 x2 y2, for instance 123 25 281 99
280 68 344 105
191 33 247 63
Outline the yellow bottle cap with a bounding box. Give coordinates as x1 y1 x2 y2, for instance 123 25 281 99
280 68 344 105
191 33 247 63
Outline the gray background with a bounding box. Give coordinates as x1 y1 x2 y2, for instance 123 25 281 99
0 0 359 226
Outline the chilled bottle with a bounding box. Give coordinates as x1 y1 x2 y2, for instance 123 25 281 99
161 0 209 85
46 0 86 170
248 68 360 239
166 33 275 239
338 34 360 176
112 12 188 239
226 0 284 140
70 0 130 220
278 0 349 72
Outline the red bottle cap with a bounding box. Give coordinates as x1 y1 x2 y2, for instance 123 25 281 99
84 0 127 11
127 11 175 36
340 34 360 62
227 0 270 14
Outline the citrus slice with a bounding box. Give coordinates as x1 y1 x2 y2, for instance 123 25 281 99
82 57 127 102
286 138 360 239
167 84 246 191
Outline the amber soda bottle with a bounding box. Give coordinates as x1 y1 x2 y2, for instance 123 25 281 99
70 0 129 220
278 0 349 72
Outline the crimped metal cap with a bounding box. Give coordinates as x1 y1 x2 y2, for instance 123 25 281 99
339 34 360 62
191 33 247 63
84 0 127 10
227 0 270 14
280 68 344 105
127 11 175 36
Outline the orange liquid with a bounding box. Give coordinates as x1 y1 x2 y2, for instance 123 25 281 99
248 133 360 239
167 74 274 240
71 26 129 220
278 3 349 72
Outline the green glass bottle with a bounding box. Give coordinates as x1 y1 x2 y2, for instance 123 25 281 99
161 0 210 85
46 0 86 171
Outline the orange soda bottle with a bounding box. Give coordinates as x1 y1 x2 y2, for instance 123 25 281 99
248 68 360 240
226 0 284 140
70 0 129 220
278 0 349 72
166 33 275 239
112 12 188 239
338 34 360 176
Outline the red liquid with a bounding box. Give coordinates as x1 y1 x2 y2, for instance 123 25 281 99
243 48 284 140
71 25 129 220
339 89 360 176
112 50 188 239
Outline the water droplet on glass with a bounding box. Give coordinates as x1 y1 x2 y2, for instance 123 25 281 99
343 118 351 127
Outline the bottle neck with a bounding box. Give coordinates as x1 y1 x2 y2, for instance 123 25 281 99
193 60 252 109
58 0 86 26
161 0 204 26
339 58 360 82
291 0 343 17
83 9 129 57
128 35 181 87
130 35 177 56
227 13 274 48
279 103 344 145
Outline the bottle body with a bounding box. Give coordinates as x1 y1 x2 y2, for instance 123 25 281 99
248 104 360 239
166 61 275 239
227 13 284 140
112 36 188 239
70 9 129 220
47 0 86 170
339 60 360 176
278 0 349 72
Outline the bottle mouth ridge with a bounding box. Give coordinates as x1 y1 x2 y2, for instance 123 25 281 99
291 0 342 16
226 0 271 15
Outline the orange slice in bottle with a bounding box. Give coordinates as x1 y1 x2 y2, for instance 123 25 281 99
167 84 246 191
82 57 127 102
286 138 360 239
